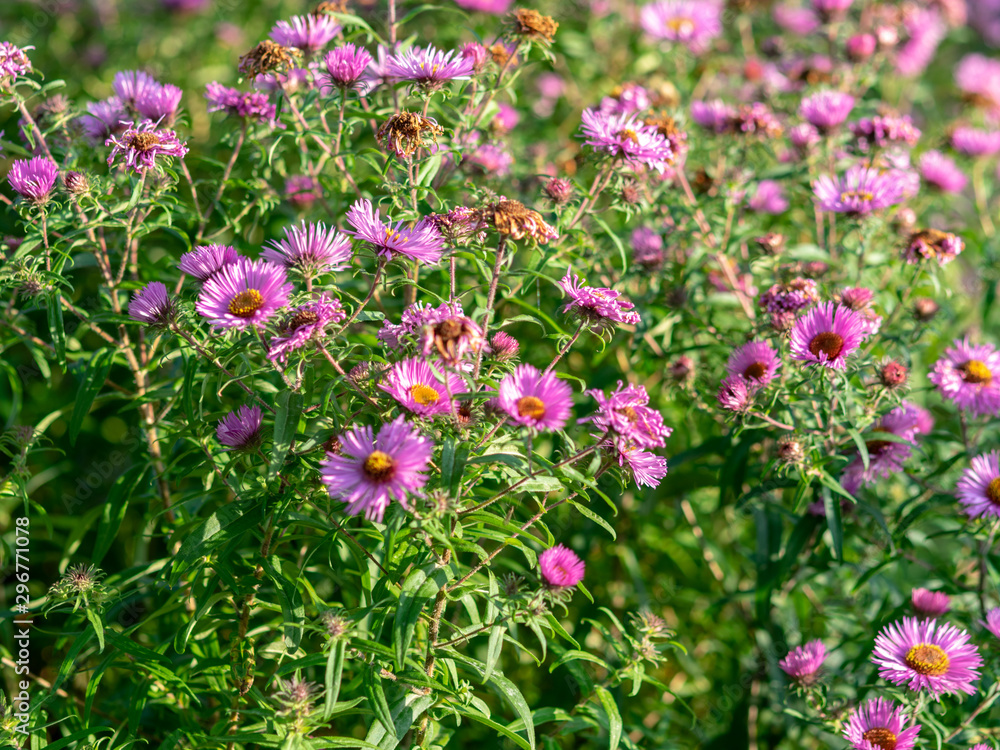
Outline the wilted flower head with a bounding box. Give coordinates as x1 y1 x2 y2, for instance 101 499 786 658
129 282 176 327
640 0 722 54
878 359 909 389
560 270 640 329
850 114 921 149
759 278 819 313
777 435 805 464
268 293 346 364
106 121 189 174
376 111 444 158
0 42 33 82
779 640 826 685
270 14 341 54
509 8 560 44
387 45 475 88
481 198 559 243
7 157 59 205
239 40 301 78
539 544 585 588
904 228 964 266
912 588 951 617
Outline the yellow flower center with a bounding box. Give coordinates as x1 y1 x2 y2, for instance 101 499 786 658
666 17 695 34
808 332 844 359
840 189 874 203
410 383 440 406
228 289 265 318
516 396 546 420
904 643 949 675
960 359 992 385
987 477 1000 506
861 727 897 750
363 450 396 481
617 128 639 143
615 406 639 423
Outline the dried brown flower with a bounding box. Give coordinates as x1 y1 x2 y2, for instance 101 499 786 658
238 40 300 78
376 111 443 159
510 8 559 43
482 198 559 243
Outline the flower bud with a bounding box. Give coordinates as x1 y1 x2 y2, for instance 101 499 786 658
878 359 908 389
754 232 784 255
668 355 694 382
913 297 939 321
846 33 876 60
490 331 520 361
777 435 805 464
63 170 90 195
543 177 573 204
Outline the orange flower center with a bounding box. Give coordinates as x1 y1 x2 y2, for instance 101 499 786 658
904 643 949 675
410 383 440 406
516 396 546 420
960 359 992 385
808 332 844 359
667 17 695 34
987 477 1000 506
228 289 265 318
363 450 396 481
840 189 874 203
861 727 897 750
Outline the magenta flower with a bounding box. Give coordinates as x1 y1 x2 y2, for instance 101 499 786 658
345 199 445 265
956 451 1000 520
846 33 876 60
895 8 946 76
799 90 855 131
813 165 905 215
850 115 921 149
843 698 921 750
490 332 520 361
178 244 241 282
270 15 340 54
778 640 826 685
717 376 754 413
912 588 951 618
691 99 736 133
559 270 641 328
80 98 128 144
840 402 933 494
460 42 490 73
640 0 723 55
378 358 468 417
196 257 292 331
872 617 982 697
497 365 573 431
956 54 1000 114
112 70 159 110
726 341 781 386
106 120 189 174
285 175 322 210
631 227 664 267
466 141 513 177
135 83 183 123
984 608 1000 639
319 44 372 91
904 229 964 266
268 293 346 365
790 123 821 152
262 221 352 277
7 157 58 205
387 45 475 88
581 382 672 449
759 278 819 313
128 281 175 327
320 416 433 522
539 544 585 588
928 338 1000 416
579 108 675 173
217 405 263 450
920 150 968 193
951 126 1000 156
598 83 650 116
789 303 868 370
205 82 276 123
616 444 668 488
811 0 852 19
0 42 33 81
453 0 514 12
747 181 788 214
773 5 820 33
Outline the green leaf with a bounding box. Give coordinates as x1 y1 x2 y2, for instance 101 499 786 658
47 294 66 367
269 390 303 483
263 555 306 651
69 347 115 445
549 649 611 672
364 668 398 739
85 607 106 653
323 639 348 720
821 485 843 562
568 499 616 540
93 466 146 565
393 564 452 672
169 500 263 585
363 688 436 750
595 687 622 750
453 705 531 750
846 427 870 471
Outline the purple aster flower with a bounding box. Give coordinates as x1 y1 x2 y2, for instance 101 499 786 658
581 381 672 449
319 44 372 91
846 33 877 60
179 244 241 282
454 0 514 13
748 180 789 214
358 45 396 95
799 90 855 131
951 126 1000 156
717 376 755 413
789 303 868 370
920 150 968 193
7 157 58 205
106 120 189 174
320 416 433 522
984 608 1000 639
843 698 921 750
912 588 951 618
759 278 819 313
904 228 964 266
80 98 128 144
378 300 486 366
691 99 736 133
466 141 513 177
205 83 277 124
579 108 675 173
262 221 352 277
270 15 341 54
285 175 322 210
128 281 175 327
112 70 160 110
617 444 668 488
598 83 650 117
217 404 263 450
811 0 852 20
640 0 722 55
135 83 183 123
378 358 468 417
850 115 921 149
344 199 445 265
0 42 33 81
840 402 933 494
813 165 905 215
928 338 1000 416
726 341 781 385
956 451 1000 519
539 544 585 588
267 293 346 365
490 332 520 361
789 123 821 152
895 8 946 77
872 617 982 697
631 227 664 267
956 54 1000 114
733 103 783 138
559 270 641 328
779 640 826 685
497 364 573 431
387 45 475 89
773 4 820 32
196 257 293 331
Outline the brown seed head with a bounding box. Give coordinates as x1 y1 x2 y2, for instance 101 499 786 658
511 8 559 43
239 40 300 78
376 111 443 159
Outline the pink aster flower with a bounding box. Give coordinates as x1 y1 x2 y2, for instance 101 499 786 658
840 402 933 494
759 279 819 314
465 140 513 176
196 257 292 331
135 82 183 124
178 244 241 282
497 364 573 431
843 698 921 750
80 98 128 144
319 44 372 91
790 123 821 152
128 281 176 327
717 376 755 412
813 165 905 215
7 157 58 205
559 270 641 329
453 0 514 12
106 120 189 174
598 83 650 116
640 0 723 55
920 150 968 193
270 14 341 54
205 82 277 124
345 199 445 265
779 640 826 685
539 544 585 588
631 227 664 267
951 126 1000 156
984 608 1000 639
112 70 159 110
319 416 433 522
579 108 675 173
691 99 735 133
850 115 921 149
748 180 789 214
872 617 982 697
617 444 668 488
956 54 1000 114
895 8 946 77
387 45 475 89
581 381 672 448
285 175 322 210
928 338 1000 416
217 404 263 450
774 4 820 33
811 0 852 20
912 588 951 618
789 303 868 370
726 341 781 385
0 42 33 81
799 90 855 131
378 358 468 417
262 221 352 277
956 451 1000 519
267 293 346 364
904 229 964 266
